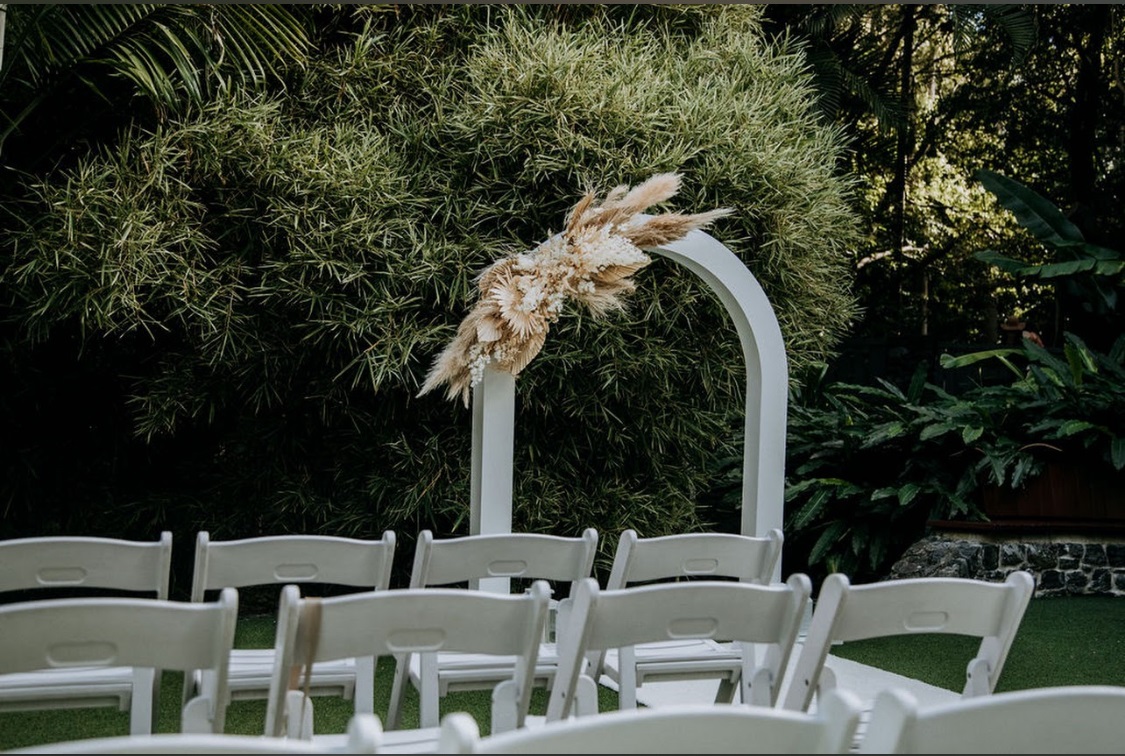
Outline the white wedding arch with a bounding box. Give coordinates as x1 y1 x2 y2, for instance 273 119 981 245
467 228 789 590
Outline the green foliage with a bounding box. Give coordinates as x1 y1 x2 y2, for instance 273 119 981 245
974 169 1125 342
776 333 1125 584
0 6 860 572
0 4 314 152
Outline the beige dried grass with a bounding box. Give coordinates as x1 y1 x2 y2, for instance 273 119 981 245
418 173 731 405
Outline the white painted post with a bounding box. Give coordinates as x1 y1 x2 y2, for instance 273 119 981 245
469 367 515 594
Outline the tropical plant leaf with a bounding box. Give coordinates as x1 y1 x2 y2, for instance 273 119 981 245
0 4 313 150
1054 420 1098 437
961 425 983 444
919 422 955 441
940 348 1023 380
896 483 920 506
808 520 849 567
973 249 1040 275
788 491 830 531
975 168 1085 247
861 420 906 448
1031 259 1098 278
1112 438 1125 471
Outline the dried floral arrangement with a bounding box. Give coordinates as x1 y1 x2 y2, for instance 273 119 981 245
418 173 731 405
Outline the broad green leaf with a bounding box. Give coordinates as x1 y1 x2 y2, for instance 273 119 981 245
1112 438 1125 471
867 538 887 572
1085 244 1125 261
860 421 906 448
1063 340 1097 382
1094 260 1125 275
1030 259 1096 278
940 349 1021 369
788 487 832 530
1056 420 1097 437
808 521 849 567
975 169 1085 246
961 426 984 444
973 249 1037 275
897 483 920 507
919 422 955 441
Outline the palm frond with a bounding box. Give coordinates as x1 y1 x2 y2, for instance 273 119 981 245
0 4 312 149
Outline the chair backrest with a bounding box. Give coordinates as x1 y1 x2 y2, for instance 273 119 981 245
0 532 172 599
547 574 812 721
408 528 598 595
782 570 1035 712
264 582 551 738
858 685 1125 754
7 712 382 753
594 527 784 681
441 690 863 754
606 528 783 589
190 531 396 600
0 588 238 733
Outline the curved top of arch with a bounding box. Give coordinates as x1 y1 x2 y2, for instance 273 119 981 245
470 228 789 578
649 229 789 542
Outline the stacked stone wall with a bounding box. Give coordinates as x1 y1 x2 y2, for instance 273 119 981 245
888 533 1125 597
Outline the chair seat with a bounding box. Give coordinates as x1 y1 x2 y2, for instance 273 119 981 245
223 650 358 701
0 667 136 711
406 646 560 696
602 640 743 685
195 652 360 707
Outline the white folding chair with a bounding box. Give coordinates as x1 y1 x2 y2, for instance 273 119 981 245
547 574 811 722
186 531 396 716
265 581 551 753
0 532 173 734
7 712 382 754
859 684 1125 754
385 528 598 731
594 527 783 708
440 690 862 754
780 571 1035 714
0 588 238 735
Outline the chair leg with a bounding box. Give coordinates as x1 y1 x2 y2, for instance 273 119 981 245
715 676 738 704
418 652 440 728
385 653 410 729
617 646 638 709
354 655 376 715
490 680 519 733
284 690 315 739
181 695 221 734
575 676 600 717
130 667 156 735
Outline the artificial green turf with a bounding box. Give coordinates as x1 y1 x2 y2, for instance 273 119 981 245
2 596 1123 750
827 594 1125 693
0 613 619 749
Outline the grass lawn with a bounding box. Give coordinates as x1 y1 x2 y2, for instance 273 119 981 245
2 595 1123 750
